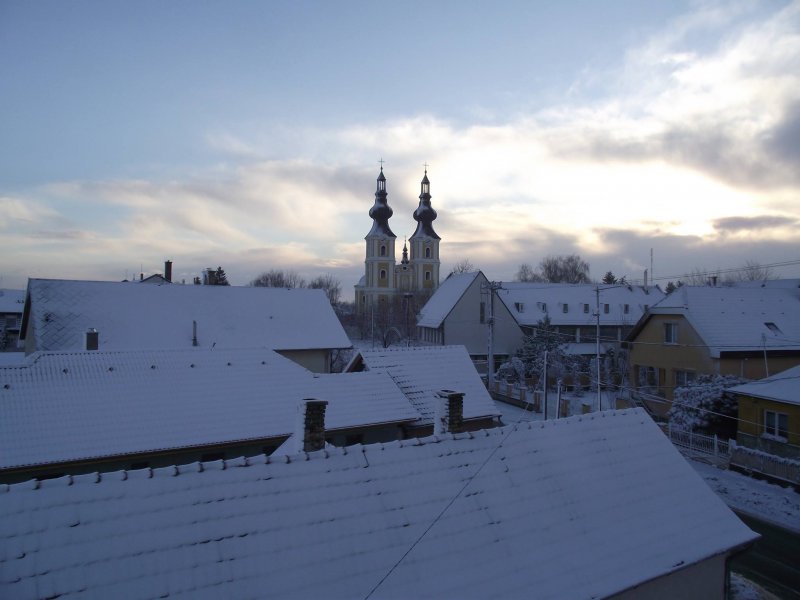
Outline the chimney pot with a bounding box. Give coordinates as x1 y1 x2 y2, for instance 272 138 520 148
164 260 173 283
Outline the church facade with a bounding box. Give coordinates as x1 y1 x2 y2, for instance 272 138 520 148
354 167 441 313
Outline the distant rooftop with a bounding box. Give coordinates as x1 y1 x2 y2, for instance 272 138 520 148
417 271 482 328
22 278 351 352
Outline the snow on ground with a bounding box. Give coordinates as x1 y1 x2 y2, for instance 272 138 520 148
690 459 800 533
731 573 781 600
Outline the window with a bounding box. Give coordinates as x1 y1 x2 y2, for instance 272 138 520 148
380 245 386 257
674 370 696 388
562 303 569 314
583 303 590 314
764 410 788 440
480 301 486 324
624 304 630 314
515 302 525 313
603 304 610 314
637 365 659 389
425 247 431 258
664 322 678 344
380 269 387 280
425 270 431 281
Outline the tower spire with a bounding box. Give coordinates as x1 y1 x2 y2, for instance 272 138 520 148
367 163 396 238
410 165 439 240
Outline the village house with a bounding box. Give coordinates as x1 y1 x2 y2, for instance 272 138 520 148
0 288 25 353
730 364 800 460
346 344 501 435
20 277 352 372
0 408 757 599
0 347 421 484
417 272 662 373
625 281 800 417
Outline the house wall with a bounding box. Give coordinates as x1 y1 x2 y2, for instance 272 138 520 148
628 314 713 414
737 394 800 458
276 349 331 373
611 553 729 600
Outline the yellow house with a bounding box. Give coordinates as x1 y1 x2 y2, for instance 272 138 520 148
625 282 800 417
730 365 800 459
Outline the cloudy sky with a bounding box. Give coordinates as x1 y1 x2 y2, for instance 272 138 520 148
1 0 798 295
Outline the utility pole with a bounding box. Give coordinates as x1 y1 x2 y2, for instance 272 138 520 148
543 350 548 420
485 281 502 387
595 286 601 411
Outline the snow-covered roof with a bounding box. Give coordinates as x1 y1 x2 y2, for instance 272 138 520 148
22 278 351 352
728 364 800 406
0 409 757 599
0 289 25 314
497 282 663 327
0 348 419 470
352 345 500 424
417 271 483 328
645 284 800 356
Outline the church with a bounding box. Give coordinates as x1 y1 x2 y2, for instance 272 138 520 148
354 166 441 314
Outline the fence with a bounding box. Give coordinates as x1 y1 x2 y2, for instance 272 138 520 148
729 444 800 486
664 424 731 460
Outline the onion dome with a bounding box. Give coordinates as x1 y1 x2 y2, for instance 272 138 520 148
367 167 396 238
410 168 440 240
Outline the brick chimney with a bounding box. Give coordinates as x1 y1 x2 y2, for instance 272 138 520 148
434 389 464 434
164 260 173 283
297 399 328 452
85 328 99 351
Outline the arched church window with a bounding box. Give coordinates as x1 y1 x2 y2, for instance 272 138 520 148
425 271 431 281
380 245 386 257
380 269 387 280
425 247 431 259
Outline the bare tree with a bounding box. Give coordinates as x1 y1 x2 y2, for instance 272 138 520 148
514 263 543 282
249 269 306 288
538 254 591 283
725 260 775 283
449 258 476 275
308 273 342 306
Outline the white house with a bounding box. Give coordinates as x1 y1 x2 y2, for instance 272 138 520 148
20 278 352 372
0 408 757 599
0 289 25 353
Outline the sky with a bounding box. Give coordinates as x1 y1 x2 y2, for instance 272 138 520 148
1 0 799 296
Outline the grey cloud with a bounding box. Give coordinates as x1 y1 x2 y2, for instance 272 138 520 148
713 215 796 233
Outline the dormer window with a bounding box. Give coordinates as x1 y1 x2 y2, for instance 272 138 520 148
515 302 525 313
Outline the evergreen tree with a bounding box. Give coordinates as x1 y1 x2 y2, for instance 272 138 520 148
516 315 567 384
602 271 617 284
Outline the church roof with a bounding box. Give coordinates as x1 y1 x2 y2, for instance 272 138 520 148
0 409 757 599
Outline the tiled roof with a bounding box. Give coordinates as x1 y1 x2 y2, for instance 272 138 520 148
0 409 757 599
23 278 351 352
417 271 482 328
497 283 662 327
0 348 419 470
729 364 800 406
355 345 500 424
649 284 800 355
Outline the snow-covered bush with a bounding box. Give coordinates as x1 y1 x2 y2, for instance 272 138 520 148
668 374 747 437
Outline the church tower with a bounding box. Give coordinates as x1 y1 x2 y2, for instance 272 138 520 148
409 168 440 291
355 166 397 310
